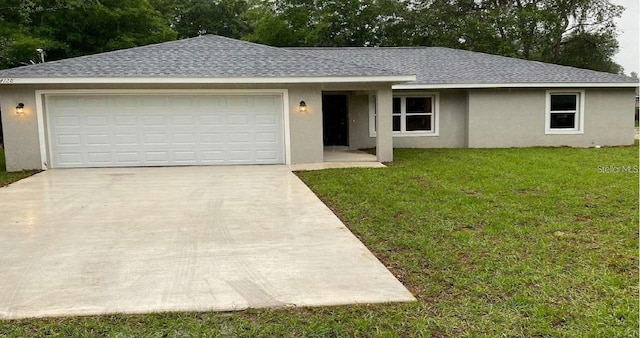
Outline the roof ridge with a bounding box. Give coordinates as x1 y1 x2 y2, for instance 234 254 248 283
211 35 411 76
288 46 435 50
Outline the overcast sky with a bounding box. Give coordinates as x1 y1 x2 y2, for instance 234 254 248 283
612 0 639 75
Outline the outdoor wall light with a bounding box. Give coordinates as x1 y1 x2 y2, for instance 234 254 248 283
15 103 25 115
298 100 307 113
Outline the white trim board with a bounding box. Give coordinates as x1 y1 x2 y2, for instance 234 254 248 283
2 75 416 85
34 89 292 170
5 78 634 88
394 82 638 89
34 92 48 170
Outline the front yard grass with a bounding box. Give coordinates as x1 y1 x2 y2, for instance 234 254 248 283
1 146 638 337
0 148 39 187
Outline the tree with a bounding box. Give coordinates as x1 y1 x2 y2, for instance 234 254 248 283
246 0 322 46
246 0 411 47
555 31 623 74
0 0 176 69
0 0 627 74
150 0 251 39
405 0 624 72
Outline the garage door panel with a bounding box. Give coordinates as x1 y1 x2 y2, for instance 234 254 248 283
142 116 167 126
58 153 83 166
115 116 137 126
143 133 169 145
173 151 198 162
201 151 225 163
86 116 110 127
56 134 82 146
227 133 251 144
87 152 112 164
86 134 110 145
145 152 170 163
54 116 81 128
115 134 139 145
226 114 250 125
199 115 223 126
172 133 197 145
256 150 279 161
170 115 195 126
199 133 224 144
228 150 251 161
255 114 278 125
116 152 141 163
47 94 284 168
255 132 278 143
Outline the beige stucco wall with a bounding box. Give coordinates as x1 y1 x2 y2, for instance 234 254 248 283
467 88 636 148
348 89 468 149
0 87 41 171
0 83 331 171
375 86 394 162
1 83 634 171
287 85 324 164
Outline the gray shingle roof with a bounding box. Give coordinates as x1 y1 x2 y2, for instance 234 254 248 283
288 47 637 85
0 35 635 86
0 35 407 79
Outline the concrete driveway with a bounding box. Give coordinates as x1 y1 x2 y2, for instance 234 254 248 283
0 166 414 319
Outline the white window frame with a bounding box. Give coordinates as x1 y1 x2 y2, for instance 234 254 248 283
545 90 585 135
369 92 440 137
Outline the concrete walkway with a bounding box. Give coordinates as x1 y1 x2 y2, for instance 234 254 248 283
289 147 386 171
0 166 414 319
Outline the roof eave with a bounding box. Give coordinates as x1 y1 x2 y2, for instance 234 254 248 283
393 82 639 90
0 75 416 85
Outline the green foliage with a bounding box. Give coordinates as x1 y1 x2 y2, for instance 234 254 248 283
244 9 303 46
0 0 628 73
243 0 625 73
245 0 415 47
404 0 624 72
0 0 175 67
0 33 61 68
555 31 623 73
150 0 251 39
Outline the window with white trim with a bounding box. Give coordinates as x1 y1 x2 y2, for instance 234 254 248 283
545 90 584 134
370 93 439 136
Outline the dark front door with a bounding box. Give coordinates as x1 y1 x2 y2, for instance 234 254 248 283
322 95 349 146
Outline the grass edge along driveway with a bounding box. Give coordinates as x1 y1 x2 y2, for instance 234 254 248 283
1 146 638 337
0 149 39 187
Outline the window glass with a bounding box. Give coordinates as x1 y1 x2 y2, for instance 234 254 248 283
550 113 576 129
406 97 432 114
550 94 577 111
374 95 437 135
393 98 401 114
393 116 401 131
406 115 431 131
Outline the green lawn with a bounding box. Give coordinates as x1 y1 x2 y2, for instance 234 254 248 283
1 146 638 337
0 148 39 187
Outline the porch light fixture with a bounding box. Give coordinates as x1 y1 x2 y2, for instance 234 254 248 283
15 103 25 115
298 100 307 113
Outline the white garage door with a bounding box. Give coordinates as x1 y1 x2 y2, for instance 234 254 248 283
46 94 285 168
